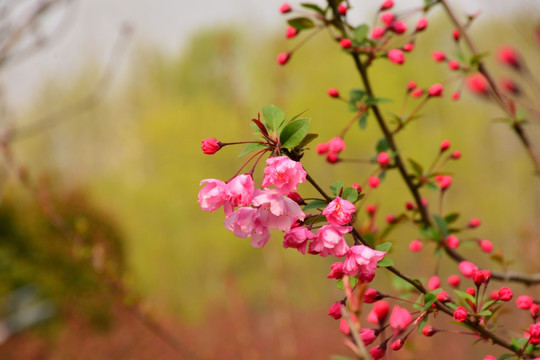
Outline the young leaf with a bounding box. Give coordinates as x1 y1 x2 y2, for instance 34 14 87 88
287 17 315 30
377 257 393 267
262 105 285 132
303 199 329 211
280 118 310 148
353 24 369 43
444 212 460 224
358 112 368 129
349 88 366 102
251 119 269 136
238 142 266 158
330 181 345 196
297 133 318 148
454 289 476 304
408 158 424 176
375 242 392 253
423 293 437 310
300 3 326 15
433 214 449 237
341 187 358 202
376 138 390 153
366 96 393 105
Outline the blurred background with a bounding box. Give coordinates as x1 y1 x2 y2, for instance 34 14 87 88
0 0 539 359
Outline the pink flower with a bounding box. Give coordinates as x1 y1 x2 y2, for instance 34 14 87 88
448 275 461 287
201 138 221 154
262 156 307 195
452 29 460 40
328 137 346 153
391 338 404 351
416 17 428 32
198 179 229 212
437 290 449 302
371 27 385 39
473 269 491 286
283 226 316 254
224 207 271 248
327 262 345 279
279 2 291 13
285 26 298 39
388 49 405 65
432 51 446 62
516 295 533 309
368 176 380 188
428 83 444 97
277 52 291 65
389 305 412 333
377 152 390 166
459 261 478 278
364 289 383 303
409 239 422 252
498 286 513 301
359 329 377 345
380 12 395 26
252 189 305 232
343 245 386 281
428 275 440 290
467 74 489 95
368 301 390 325
322 197 356 225
328 302 342 319
369 345 385 360
309 225 352 257
225 174 255 215
529 323 540 339
328 88 339 98
453 306 468 322
479 239 493 253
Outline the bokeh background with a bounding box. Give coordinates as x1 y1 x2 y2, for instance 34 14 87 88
0 0 539 359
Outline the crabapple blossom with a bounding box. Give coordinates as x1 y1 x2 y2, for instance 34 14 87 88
440 139 450 151
452 29 460 40
326 152 339 163
448 60 460 70
224 207 271 248
467 74 489 95
364 288 384 303
380 0 394 10
368 301 390 325
466 288 476 296
498 287 513 301
446 234 459 248
377 151 390 166
452 91 460 100
468 218 481 228
225 174 255 215
252 189 305 231
380 12 395 26
198 179 229 212
497 45 521 70
451 150 461 159
391 338 404 350
473 269 491 286
459 261 478 278
316 142 329 154
283 226 316 254
432 51 446 62
370 345 385 360
453 306 468 322
201 137 221 154
409 239 422 252
411 88 423 97
437 290 449 302
389 305 412 333
343 245 386 281
262 156 306 195
328 302 342 319
422 326 437 337
327 262 345 279
309 225 352 257
484 356 496 360
435 175 452 190
338 3 347 15
322 197 356 226
516 295 533 309
402 42 414 52
359 329 377 345
531 303 539 317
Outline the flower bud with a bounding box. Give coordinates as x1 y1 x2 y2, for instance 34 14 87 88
380 0 394 11
465 287 476 296
328 88 340 98
479 239 493 253
391 338 404 351
316 142 329 154
340 38 353 49
338 3 348 15
530 303 539 318
326 152 339 163
451 150 461 159
422 326 437 337
440 139 450 151
428 275 440 290
448 275 461 287
352 183 362 193
201 137 222 154
452 29 460 40
409 239 422 252
473 269 491 286
277 52 291 65
459 261 478 278
372 27 385 39
370 345 386 360
369 176 381 188
411 88 423 98
428 83 443 97
468 218 481 228
467 74 489 95
453 306 468 322
368 301 390 325
516 295 533 309
328 302 342 319
498 286 513 301
446 234 459 249
437 290 449 302
385 214 395 224
388 49 405 65
285 26 298 39
377 151 390 166
402 42 414 52
279 2 292 13
432 51 446 62
416 18 428 32
448 60 460 70
490 290 499 301
497 45 521 70
380 11 395 26
360 328 377 345
391 21 407 34
452 91 460 100
407 81 417 92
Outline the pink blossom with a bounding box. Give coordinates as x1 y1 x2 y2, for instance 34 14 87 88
368 301 390 325
448 275 461 287
516 295 533 309
498 286 513 301
327 262 345 279
328 302 342 319
364 288 383 303
322 197 356 226
416 17 428 32
343 245 386 281
435 175 452 190
277 52 291 65
328 137 346 153
224 207 271 248
198 179 229 212
484 356 496 360
459 261 478 278
473 269 491 286
453 306 468 322
369 345 385 360
201 138 221 154
252 189 305 232
529 323 540 339
388 49 405 65
371 27 385 39
309 225 352 257
359 329 377 345
283 226 316 254
428 275 440 290
437 290 449 302
225 174 255 216
391 338 404 351
262 156 307 195
390 305 412 333
409 239 422 252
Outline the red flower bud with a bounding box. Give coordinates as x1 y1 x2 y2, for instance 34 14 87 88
388 49 405 65
416 18 428 32
372 27 385 39
327 88 339 98
370 345 386 360
391 338 404 351
316 142 329 154
277 52 291 65
402 42 414 52
465 287 476 296
472 269 491 286
405 201 414 210
364 288 384 303
479 239 493 253
338 3 348 15
490 290 499 301
411 88 423 98
366 204 377 216
391 20 407 34
467 74 489 95
448 60 460 70
385 214 395 224
340 38 353 49
498 286 513 301
201 137 222 154
407 81 417 92
422 326 437 336
497 45 521 70
380 11 395 26
516 295 533 309
453 306 468 322
452 91 461 100
428 83 444 97
352 183 362 193
452 29 460 41
326 152 339 163
500 78 521 95
279 2 292 13
285 26 298 39
432 51 446 62
468 218 481 228
369 176 380 188
448 275 461 287
380 0 394 11
328 302 342 319
437 290 449 302
451 150 461 159
428 275 440 290
377 151 390 166
530 303 539 318
409 239 422 252
440 139 450 151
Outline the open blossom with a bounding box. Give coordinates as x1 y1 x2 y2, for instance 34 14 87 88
343 245 386 281
262 156 307 195
283 226 316 254
198 179 229 212
225 174 255 215
322 197 356 225
252 189 305 232
389 305 412 333
224 207 271 248
309 225 352 257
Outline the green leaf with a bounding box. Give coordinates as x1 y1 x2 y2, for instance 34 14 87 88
433 214 449 237
375 242 392 253
330 181 345 196
477 310 492 316
303 199 328 211
497 354 516 360
297 133 318 148
366 96 393 105
331 356 355 360
336 276 358 290
419 226 441 241
341 187 358 202
262 105 285 132
376 138 390 153
280 118 310 148
426 181 438 192
300 3 326 15
454 290 476 304
408 158 424 176
423 293 437 311
377 257 393 267
287 17 315 30
358 112 367 129
353 24 369 43
362 233 376 246
349 88 366 102
417 315 428 334
392 275 417 292
238 142 266 158
482 300 497 311
444 212 460 224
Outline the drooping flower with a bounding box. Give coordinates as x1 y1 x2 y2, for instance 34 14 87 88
322 197 356 226
224 207 271 248
283 226 316 254
262 156 307 195
225 174 255 216
198 179 229 212
343 245 386 281
309 225 352 257
252 189 305 232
